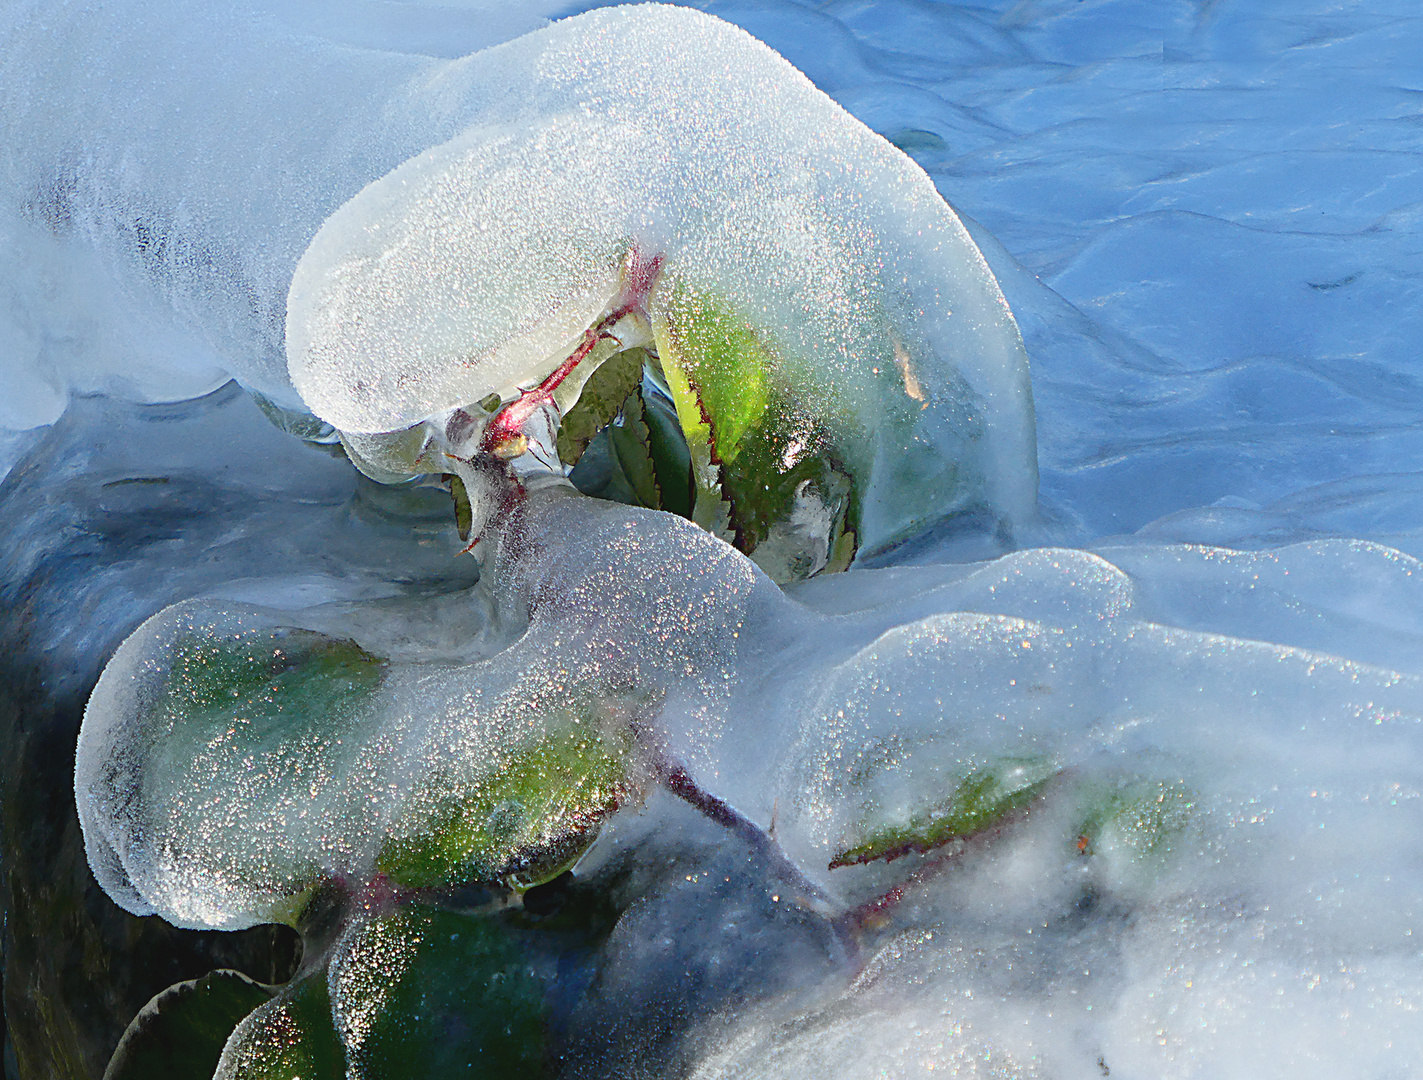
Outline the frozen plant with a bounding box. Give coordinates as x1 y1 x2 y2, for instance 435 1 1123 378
69 3 1049 1077
284 3 1039 580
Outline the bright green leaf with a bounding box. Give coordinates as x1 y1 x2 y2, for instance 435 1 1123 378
376 726 632 891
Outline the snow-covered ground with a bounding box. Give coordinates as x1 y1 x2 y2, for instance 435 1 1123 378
3 1 1422 1077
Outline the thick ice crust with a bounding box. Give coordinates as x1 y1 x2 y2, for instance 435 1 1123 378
286 5 1037 532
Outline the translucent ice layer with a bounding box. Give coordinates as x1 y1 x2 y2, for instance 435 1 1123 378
0 0 567 425
76 481 1423 1076
285 5 1038 564
0 1 1037 568
15 0 1423 1075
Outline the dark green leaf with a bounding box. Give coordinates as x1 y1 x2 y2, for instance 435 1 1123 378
352 908 551 1080
449 472 473 542
103 970 274 1080
143 627 390 922
557 347 647 467
639 383 693 519
158 627 386 724
216 968 346 1080
607 388 662 511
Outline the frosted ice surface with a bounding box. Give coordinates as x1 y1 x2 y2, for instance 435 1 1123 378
245 0 572 58
0 0 426 419
286 4 1038 543
14 0 1423 1073
1 0 1036 542
78 485 1423 1080
0 0 633 426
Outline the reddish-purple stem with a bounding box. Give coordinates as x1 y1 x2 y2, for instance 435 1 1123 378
480 249 664 455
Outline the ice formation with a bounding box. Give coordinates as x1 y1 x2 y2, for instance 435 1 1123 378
0 1 1038 577
0 0 572 431
75 476 1423 1075
2 0 1420 1076
284 5 1038 567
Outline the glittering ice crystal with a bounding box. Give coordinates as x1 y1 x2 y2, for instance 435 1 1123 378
76 486 1423 1075
2 2 1037 578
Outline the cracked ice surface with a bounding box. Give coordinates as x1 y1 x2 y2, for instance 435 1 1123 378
4 0 1423 1077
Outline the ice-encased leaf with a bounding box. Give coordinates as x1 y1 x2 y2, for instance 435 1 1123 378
1070 775 1196 867
555 346 648 468
285 5 1037 573
215 967 345 1080
602 377 696 520
829 756 1059 868
77 605 393 929
104 970 275 1080
332 908 549 1079
450 471 474 541
375 724 632 892
76 595 639 929
216 908 551 1080
651 287 866 578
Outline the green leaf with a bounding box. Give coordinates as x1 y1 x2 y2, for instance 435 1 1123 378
639 382 694 519
215 968 346 1080
655 291 771 464
651 285 862 582
142 625 390 924
449 472 473 542
830 756 1059 869
103 970 274 1080
347 908 551 1080
219 894 620 1079
556 347 648 467
607 387 662 511
158 627 386 723
1071 776 1195 862
376 726 632 891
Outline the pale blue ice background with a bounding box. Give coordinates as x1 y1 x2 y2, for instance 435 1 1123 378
656 0 1423 548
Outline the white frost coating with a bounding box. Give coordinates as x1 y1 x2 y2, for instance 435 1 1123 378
286 116 633 434
0 0 417 415
286 4 1037 530
0 0 630 421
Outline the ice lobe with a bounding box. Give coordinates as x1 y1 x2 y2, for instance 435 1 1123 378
77 484 1423 979
1 0 1036 556
286 4 1038 547
74 480 776 930
0 0 616 425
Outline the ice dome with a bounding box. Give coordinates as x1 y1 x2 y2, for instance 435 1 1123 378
284 6 1037 551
